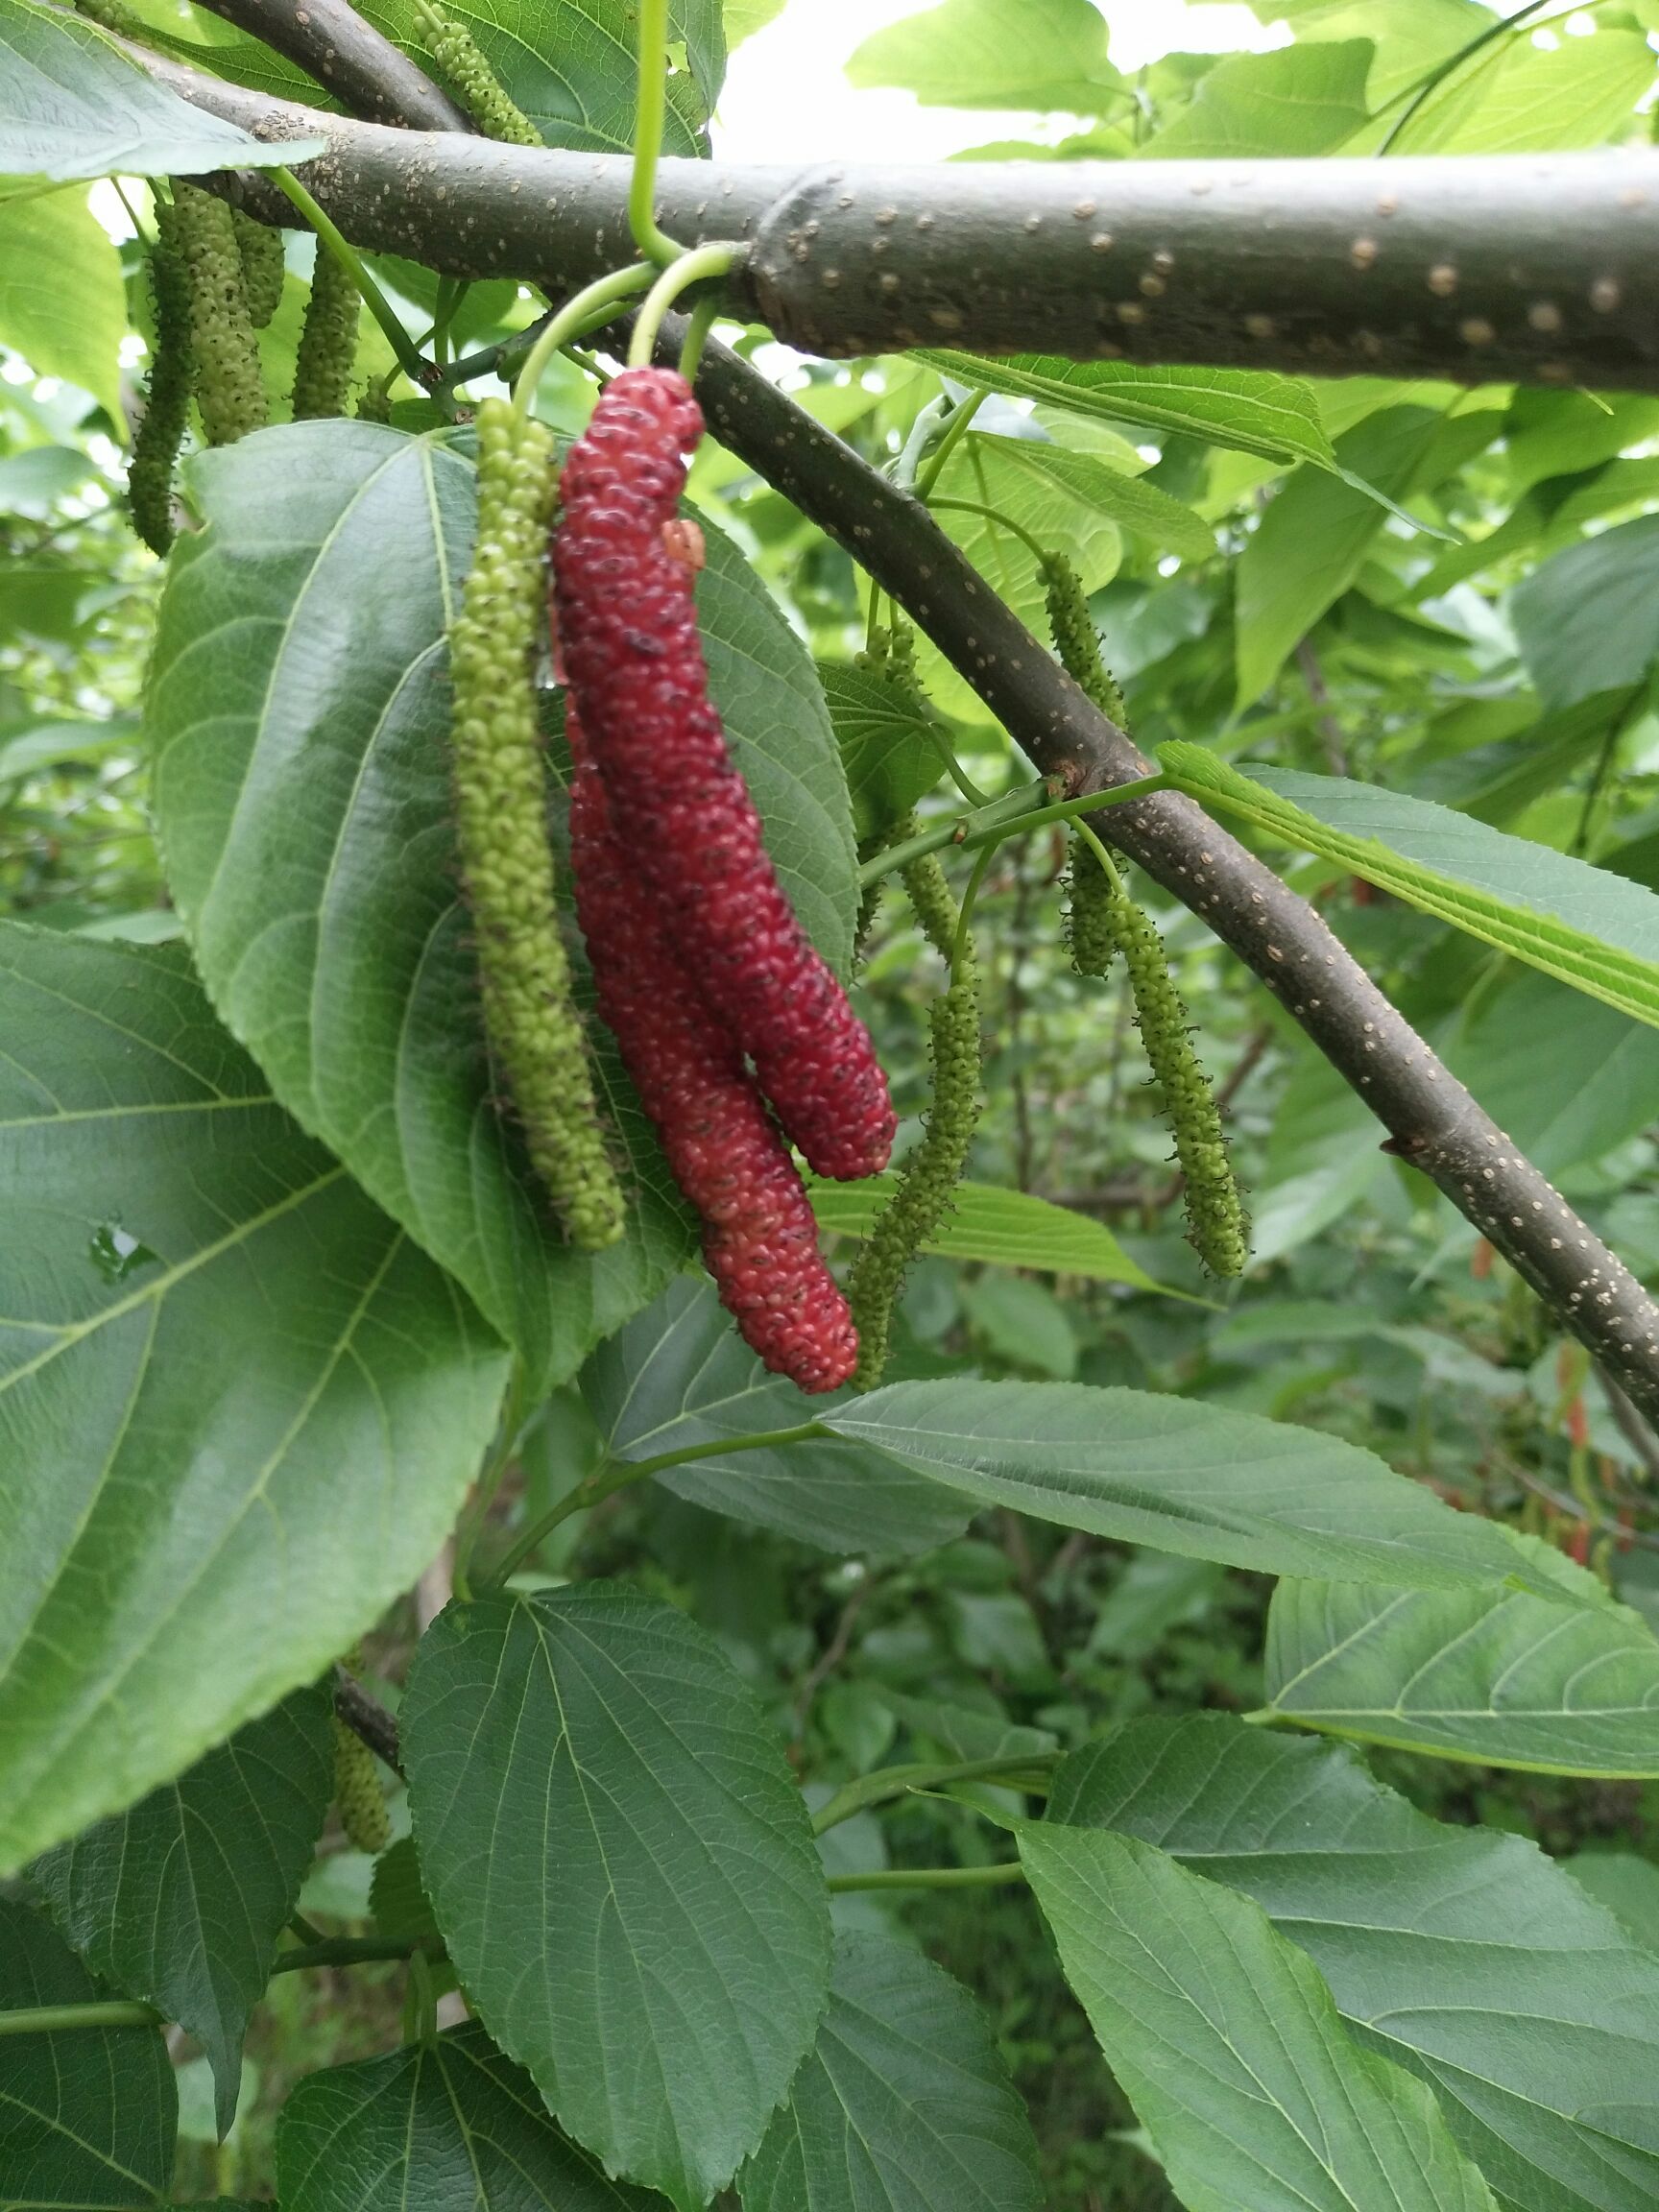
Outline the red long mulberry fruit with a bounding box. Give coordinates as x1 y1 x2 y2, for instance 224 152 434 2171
565 705 857 1394
552 367 895 1184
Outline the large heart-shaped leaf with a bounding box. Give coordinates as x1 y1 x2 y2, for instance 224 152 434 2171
580 1276 971 1555
0 924 505 1873
738 1933 1041 2212
817 1379 1574 1596
1263 1552 1659 1774
1050 1713 1659 2212
32 1687 334 2135
146 422 694 1398
276 2023 665 2210
0 1897 177 2209
403 1584 831 2208
1022 1823 1499 2212
1162 744 1659 1031
0 0 324 180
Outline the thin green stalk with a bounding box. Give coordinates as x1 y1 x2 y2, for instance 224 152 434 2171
269 167 426 387
854 773 1170 890
1376 0 1554 152
1072 811 1125 893
812 1753 1061 1836
892 395 947 492
272 1936 434 1975
629 0 680 264
914 386 989 499
0 2000 164 2036
628 242 741 370
926 493 1050 566
951 841 994 983
512 263 654 421
678 293 721 385
827 1863 1026 1893
483 1421 827 1587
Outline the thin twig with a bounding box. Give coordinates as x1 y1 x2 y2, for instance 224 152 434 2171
333 1666 403 1776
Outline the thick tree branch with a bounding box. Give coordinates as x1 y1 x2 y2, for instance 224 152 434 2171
191 0 469 132
139 54 1659 391
139 33 1659 1412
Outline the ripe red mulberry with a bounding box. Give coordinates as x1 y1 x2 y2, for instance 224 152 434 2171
565 706 857 1394
552 367 894 1184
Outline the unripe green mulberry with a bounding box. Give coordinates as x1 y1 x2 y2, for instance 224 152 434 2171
231 207 286 329
332 1714 391 1855
356 377 394 424
128 233 192 557
1103 871 1248 1279
847 950 982 1389
414 0 541 144
1065 830 1118 978
291 246 361 422
902 846 959 965
1043 549 1126 727
854 618 926 715
451 397 625 1250
166 182 268 447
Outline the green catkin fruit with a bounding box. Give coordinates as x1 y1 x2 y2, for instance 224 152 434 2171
331 1714 390 1856
847 942 983 1390
231 207 286 329
128 231 193 557
167 182 268 447
415 0 541 144
451 397 625 1250
356 377 393 424
1065 830 1118 979
291 246 361 421
1103 866 1248 1279
1042 548 1126 726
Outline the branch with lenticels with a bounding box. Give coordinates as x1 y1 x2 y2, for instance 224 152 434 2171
139 22 1659 1421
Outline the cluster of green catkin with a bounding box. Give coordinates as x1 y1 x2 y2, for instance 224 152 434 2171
1084 845 1247 1278
165 182 269 448
331 1714 390 1855
847 815 983 1388
414 0 541 143
128 226 194 556
1042 550 1246 1277
450 398 624 1250
292 247 362 421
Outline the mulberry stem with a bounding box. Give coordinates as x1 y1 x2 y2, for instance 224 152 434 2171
450 398 625 1250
